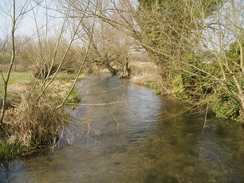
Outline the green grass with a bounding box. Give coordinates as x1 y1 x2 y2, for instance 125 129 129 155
7 72 32 84
0 72 32 85
0 72 32 94
2 71 84 85
0 142 36 160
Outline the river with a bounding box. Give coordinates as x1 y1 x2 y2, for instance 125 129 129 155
1 75 244 183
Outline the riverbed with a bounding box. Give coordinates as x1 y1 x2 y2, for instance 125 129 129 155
1 75 244 182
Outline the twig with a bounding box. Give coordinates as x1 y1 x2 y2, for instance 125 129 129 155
203 103 209 129
106 104 120 134
67 100 125 106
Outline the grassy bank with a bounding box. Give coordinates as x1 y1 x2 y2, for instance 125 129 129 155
0 72 83 160
129 54 163 95
0 72 32 92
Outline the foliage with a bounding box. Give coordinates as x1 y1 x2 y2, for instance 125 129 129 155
135 0 224 88
172 75 185 95
67 88 81 104
0 142 36 160
226 40 244 72
155 89 162 95
146 81 158 89
208 93 240 119
144 81 161 95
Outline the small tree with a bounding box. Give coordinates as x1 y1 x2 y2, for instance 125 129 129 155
0 0 21 133
0 0 92 147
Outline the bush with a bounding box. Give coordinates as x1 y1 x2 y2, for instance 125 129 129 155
208 94 240 119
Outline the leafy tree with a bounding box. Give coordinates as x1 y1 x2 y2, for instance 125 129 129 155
136 0 224 91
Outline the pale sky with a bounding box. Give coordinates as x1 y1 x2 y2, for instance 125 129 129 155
0 0 62 40
0 0 243 52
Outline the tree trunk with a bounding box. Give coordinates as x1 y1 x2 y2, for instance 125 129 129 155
120 61 131 79
104 62 119 75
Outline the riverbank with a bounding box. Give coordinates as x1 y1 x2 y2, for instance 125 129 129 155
129 59 163 95
126 55 244 124
0 72 85 160
84 53 163 94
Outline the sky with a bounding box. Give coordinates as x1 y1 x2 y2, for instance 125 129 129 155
0 0 243 52
0 0 34 39
0 0 61 40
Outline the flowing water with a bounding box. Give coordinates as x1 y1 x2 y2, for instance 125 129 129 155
1 75 244 183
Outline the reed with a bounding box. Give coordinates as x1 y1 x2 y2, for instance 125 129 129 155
130 61 161 85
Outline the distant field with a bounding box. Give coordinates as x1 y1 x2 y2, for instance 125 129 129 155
0 72 32 94
7 72 32 85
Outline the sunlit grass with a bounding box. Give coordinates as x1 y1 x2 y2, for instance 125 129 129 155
5 72 32 85
0 72 32 94
55 72 85 81
130 61 161 85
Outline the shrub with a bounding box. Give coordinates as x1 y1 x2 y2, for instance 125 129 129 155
208 94 240 119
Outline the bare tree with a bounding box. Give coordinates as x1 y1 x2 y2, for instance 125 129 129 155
182 0 244 120
58 0 133 77
0 0 34 134
0 0 93 146
83 20 132 76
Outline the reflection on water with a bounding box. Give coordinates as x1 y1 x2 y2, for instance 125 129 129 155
1 75 244 183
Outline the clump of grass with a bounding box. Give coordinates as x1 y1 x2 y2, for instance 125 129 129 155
3 90 69 147
44 80 81 106
0 142 35 160
67 88 81 104
0 72 82 159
